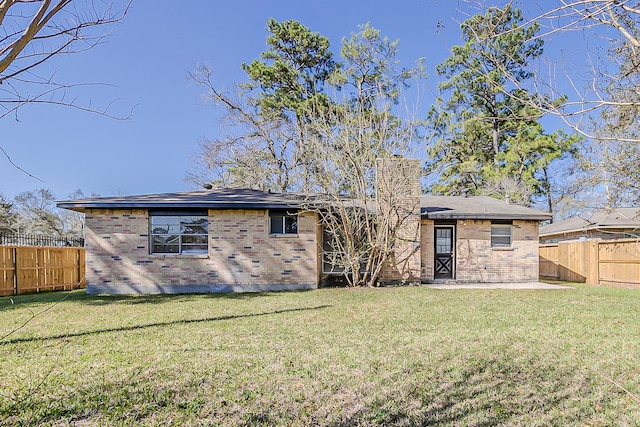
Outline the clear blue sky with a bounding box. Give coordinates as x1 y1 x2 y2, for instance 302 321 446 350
0 0 586 201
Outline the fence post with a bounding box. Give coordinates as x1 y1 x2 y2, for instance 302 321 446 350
13 246 18 295
586 241 599 285
79 248 86 287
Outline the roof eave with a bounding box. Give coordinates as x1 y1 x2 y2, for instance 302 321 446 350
56 201 303 212
422 212 551 221
540 224 640 237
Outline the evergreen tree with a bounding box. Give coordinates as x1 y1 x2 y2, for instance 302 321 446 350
189 19 335 192
0 194 16 233
426 4 578 211
304 24 424 286
242 18 335 119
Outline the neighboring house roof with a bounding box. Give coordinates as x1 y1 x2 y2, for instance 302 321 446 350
421 195 552 221
58 188 551 221
539 208 640 238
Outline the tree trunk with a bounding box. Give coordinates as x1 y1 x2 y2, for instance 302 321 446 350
543 167 554 222
492 117 499 167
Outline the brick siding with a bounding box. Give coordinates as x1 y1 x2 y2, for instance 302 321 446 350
420 219 435 280
376 158 422 283
84 208 319 293
420 219 540 282
455 219 540 282
83 207 541 292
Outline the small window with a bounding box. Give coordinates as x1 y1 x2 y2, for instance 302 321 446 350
491 222 512 248
269 210 298 235
150 213 208 254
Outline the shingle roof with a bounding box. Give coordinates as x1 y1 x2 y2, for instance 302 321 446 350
539 208 640 237
56 188 306 212
58 188 551 221
421 195 551 221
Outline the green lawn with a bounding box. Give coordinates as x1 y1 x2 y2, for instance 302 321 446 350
1 285 639 426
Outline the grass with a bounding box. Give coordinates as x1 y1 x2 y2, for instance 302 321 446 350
0 284 639 426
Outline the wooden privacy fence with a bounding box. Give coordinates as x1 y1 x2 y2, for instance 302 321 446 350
540 239 640 288
0 246 86 296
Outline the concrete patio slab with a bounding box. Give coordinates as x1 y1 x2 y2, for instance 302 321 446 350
424 282 574 290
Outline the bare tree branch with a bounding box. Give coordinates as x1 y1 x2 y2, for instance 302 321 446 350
463 1 639 142
0 145 43 181
0 0 131 114
0 0 132 179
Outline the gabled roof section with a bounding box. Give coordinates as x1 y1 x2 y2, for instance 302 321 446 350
421 195 551 221
539 208 640 237
57 188 307 213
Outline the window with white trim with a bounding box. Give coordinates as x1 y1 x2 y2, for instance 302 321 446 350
269 210 298 235
150 211 208 254
490 221 512 248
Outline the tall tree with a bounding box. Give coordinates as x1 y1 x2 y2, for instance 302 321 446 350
426 4 578 212
13 188 63 236
191 21 426 286
479 0 640 143
304 24 425 286
189 19 336 192
594 12 640 205
10 188 85 238
568 19 640 209
241 18 335 119
465 1 639 213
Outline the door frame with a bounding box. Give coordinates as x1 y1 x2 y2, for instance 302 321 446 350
434 225 456 280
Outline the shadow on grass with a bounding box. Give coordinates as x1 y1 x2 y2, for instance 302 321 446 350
4 353 601 427
0 304 331 345
82 290 293 306
0 288 313 311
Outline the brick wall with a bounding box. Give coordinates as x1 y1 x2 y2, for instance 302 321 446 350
84 208 319 294
420 219 540 283
455 219 540 282
376 158 422 283
83 207 541 292
420 219 435 280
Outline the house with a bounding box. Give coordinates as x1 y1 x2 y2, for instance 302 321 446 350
539 208 640 243
58 183 551 294
420 195 550 283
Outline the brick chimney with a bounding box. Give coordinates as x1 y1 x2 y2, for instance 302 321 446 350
375 157 422 283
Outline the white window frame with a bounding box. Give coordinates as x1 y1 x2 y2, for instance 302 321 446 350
490 222 512 248
149 213 208 255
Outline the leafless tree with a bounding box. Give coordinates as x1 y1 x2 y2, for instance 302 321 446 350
0 0 131 119
461 0 639 142
304 102 423 287
187 65 304 193
0 193 17 232
1 188 85 237
302 24 426 287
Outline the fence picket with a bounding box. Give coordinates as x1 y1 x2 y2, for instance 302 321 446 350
0 246 86 295
540 238 640 288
